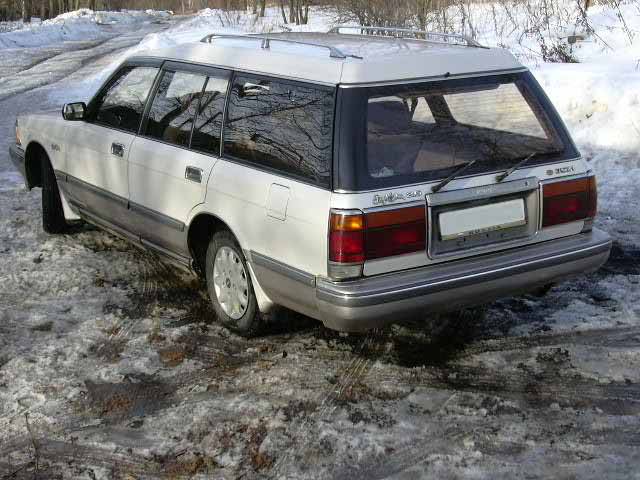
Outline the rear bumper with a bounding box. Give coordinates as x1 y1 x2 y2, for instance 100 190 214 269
9 144 26 180
316 228 612 332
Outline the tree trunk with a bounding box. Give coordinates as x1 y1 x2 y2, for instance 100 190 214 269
258 0 264 17
22 0 31 22
279 0 287 23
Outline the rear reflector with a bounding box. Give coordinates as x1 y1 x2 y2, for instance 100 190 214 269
542 176 597 228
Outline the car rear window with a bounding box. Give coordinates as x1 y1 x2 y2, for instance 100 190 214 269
335 72 578 191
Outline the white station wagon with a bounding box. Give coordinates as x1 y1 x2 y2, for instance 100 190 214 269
10 27 612 335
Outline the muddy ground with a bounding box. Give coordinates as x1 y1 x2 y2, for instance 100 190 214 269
0 179 639 479
1 15 640 479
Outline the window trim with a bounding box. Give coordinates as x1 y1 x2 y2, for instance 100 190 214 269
83 57 337 190
138 61 232 155
221 71 336 190
86 57 163 136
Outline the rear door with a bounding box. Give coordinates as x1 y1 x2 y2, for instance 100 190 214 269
63 62 160 230
127 63 231 257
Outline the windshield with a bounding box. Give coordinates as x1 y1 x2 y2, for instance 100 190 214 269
335 71 578 191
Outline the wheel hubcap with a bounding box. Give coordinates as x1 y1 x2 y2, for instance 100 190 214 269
213 246 249 320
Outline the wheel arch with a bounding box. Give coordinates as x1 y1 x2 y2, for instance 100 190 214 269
23 141 49 189
187 213 244 277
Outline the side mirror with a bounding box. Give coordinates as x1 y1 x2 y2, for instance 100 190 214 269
62 102 87 121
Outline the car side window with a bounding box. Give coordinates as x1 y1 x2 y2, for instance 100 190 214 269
144 70 207 147
93 66 159 133
191 73 230 155
223 75 333 187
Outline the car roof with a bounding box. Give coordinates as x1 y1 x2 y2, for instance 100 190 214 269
137 31 524 86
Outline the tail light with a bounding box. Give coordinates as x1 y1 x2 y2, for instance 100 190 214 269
542 176 597 228
329 206 426 280
365 206 426 259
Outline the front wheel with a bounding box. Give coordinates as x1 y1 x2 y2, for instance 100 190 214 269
205 231 260 336
41 156 69 234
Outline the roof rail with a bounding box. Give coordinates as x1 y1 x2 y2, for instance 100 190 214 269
328 25 486 49
200 33 363 59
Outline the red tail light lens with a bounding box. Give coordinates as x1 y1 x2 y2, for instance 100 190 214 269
329 231 365 263
542 176 597 228
365 206 426 259
328 206 427 279
329 211 365 263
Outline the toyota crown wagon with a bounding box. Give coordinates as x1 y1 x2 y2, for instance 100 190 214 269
10 26 612 335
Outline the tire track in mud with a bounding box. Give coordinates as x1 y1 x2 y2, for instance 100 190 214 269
270 329 389 476
0 440 219 479
446 325 640 357
424 364 640 414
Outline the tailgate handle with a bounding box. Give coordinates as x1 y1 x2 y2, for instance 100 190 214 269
185 166 202 183
111 142 125 157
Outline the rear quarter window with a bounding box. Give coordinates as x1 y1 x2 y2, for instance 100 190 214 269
223 75 334 187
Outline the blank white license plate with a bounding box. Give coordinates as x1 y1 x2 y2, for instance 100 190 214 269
439 198 526 241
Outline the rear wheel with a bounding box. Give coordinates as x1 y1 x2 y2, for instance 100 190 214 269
205 231 260 336
41 156 68 234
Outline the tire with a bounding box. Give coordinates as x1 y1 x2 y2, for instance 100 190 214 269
41 156 69 234
205 230 260 336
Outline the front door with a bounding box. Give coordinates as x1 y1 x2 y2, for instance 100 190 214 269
63 64 160 230
127 64 231 257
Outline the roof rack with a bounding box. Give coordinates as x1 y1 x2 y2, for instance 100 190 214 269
328 25 486 48
200 33 363 59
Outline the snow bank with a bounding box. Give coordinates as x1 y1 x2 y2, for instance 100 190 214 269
53 3 639 153
0 9 170 49
454 1 640 152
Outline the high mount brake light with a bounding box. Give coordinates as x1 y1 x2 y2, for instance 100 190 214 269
328 206 427 280
542 176 597 228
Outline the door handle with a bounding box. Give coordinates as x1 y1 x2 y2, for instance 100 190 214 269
185 166 202 183
111 142 125 157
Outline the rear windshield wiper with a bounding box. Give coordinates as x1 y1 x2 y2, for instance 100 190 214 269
496 152 537 183
431 160 477 193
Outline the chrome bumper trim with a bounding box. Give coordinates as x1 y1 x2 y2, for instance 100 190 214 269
317 229 611 308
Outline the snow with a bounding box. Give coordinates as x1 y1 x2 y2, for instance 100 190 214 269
0 2 639 478
0 9 170 49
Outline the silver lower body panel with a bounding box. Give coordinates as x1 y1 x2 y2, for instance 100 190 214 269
313 228 611 331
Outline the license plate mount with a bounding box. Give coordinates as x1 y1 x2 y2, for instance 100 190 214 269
438 198 526 241
425 177 540 258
